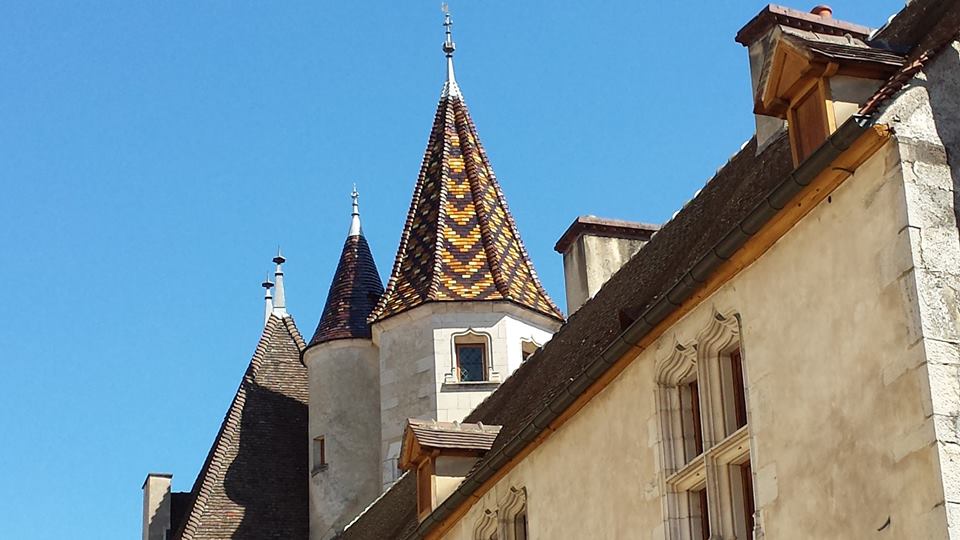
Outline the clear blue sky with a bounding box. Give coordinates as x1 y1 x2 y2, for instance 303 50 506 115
0 1 903 538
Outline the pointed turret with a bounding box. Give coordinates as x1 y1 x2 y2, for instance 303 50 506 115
370 10 563 491
368 10 563 324
304 188 385 537
309 188 385 345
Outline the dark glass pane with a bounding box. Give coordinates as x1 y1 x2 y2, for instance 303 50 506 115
458 345 485 382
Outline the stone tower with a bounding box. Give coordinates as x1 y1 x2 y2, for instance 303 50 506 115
367 11 565 488
303 189 385 539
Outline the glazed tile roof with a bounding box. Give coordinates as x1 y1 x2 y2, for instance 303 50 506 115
309 232 384 346
368 88 563 323
172 314 309 540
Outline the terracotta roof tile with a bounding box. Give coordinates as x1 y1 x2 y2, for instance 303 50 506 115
172 315 309 540
369 91 563 323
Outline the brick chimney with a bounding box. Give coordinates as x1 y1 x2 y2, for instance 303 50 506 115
555 216 658 314
142 473 172 540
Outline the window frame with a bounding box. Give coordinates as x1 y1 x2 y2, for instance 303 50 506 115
657 311 757 540
456 342 489 383
312 436 327 474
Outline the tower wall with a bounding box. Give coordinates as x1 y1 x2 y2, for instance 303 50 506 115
373 302 559 488
304 339 381 540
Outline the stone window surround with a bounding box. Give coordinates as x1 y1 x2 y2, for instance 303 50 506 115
656 309 759 540
445 329 500 385
473 486 528 540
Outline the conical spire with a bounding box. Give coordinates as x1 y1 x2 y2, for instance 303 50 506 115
368 11 563 324
309 190 385 346
272 248 287 315
262 274 275 325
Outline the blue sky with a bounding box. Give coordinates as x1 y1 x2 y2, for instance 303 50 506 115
0 1 904 538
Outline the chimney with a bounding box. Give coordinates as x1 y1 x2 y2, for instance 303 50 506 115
734 5 872 152
554 216 658 314
142 473 172 540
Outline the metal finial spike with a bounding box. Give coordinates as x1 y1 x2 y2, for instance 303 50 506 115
273 246 286 265
442 3 455 57
440 4 461 99
349 185 363 237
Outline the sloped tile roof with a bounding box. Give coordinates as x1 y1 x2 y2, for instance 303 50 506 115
172 315 309 540
368 90 563 324
407 419 501 452
309 233 384 346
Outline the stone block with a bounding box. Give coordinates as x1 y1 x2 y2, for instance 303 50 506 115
929 362 960 417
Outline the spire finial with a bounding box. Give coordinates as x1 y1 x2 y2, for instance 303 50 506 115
441 3 461 98
272 248 287 315
262 274 274 325
349 185 363 237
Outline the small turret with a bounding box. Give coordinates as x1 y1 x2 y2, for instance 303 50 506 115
304 187 385 539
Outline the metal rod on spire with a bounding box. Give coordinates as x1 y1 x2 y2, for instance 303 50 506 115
349 185 363 237
272 248 287 315
262 274 274 325
441 3 461 98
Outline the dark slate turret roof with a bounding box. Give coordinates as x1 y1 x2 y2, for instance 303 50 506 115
368 83 563 324
310 233 384 345
172 314 309 540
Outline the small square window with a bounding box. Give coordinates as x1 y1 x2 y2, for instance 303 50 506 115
313 436 327 472
456 344 487 382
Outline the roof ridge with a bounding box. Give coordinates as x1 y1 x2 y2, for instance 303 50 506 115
171 314 306 540
370 98 447 322
473 113 563 317
172 315 284 540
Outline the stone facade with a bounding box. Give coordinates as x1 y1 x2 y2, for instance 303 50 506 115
440 95 959 538
373 302 558 488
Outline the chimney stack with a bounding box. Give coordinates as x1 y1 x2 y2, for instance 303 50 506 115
554 216 658 314
142 473 172 540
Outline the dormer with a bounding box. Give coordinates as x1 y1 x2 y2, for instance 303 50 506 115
737 5 905 163
399 419 501 521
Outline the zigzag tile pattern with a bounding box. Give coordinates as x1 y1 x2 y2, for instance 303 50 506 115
370 93 562 323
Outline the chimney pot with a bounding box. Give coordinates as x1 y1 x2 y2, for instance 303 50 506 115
811 5 833 18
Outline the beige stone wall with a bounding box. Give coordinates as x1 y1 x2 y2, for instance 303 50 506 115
373 302 558 489
440 139 952 539
305 339 382 540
